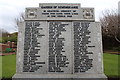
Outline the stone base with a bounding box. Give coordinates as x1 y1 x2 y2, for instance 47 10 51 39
13 73 107 80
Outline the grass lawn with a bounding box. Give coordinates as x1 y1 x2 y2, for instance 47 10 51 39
1 55 16 78
103 53 119 77
0 56 2 78
0 53 119 78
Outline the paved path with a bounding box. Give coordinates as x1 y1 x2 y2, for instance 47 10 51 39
104 50 120 55
0 52 16 56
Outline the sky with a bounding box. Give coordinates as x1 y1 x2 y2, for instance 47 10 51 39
0 0 119 33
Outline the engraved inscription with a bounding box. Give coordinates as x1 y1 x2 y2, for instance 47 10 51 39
48 22 69 72
23 21 45 72
40 5 79 18
73 22 94 73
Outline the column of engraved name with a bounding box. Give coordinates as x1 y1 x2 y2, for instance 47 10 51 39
23 21 45 72
73 22 93 73
49 22 69 72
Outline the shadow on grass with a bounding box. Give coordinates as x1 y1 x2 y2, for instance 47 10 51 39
1 77 12 80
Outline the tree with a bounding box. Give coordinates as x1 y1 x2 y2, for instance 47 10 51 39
100 9 120 43
0 28 9 37
0 28 9 43
8 32 18 43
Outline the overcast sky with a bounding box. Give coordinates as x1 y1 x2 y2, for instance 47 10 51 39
0 0 119 33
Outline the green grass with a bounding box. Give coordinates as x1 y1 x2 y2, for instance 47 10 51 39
0 53 119 78
0 56 2 78
1 55 16 78
103 53 119 77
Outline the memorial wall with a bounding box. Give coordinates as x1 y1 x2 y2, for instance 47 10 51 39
13 3 107 80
